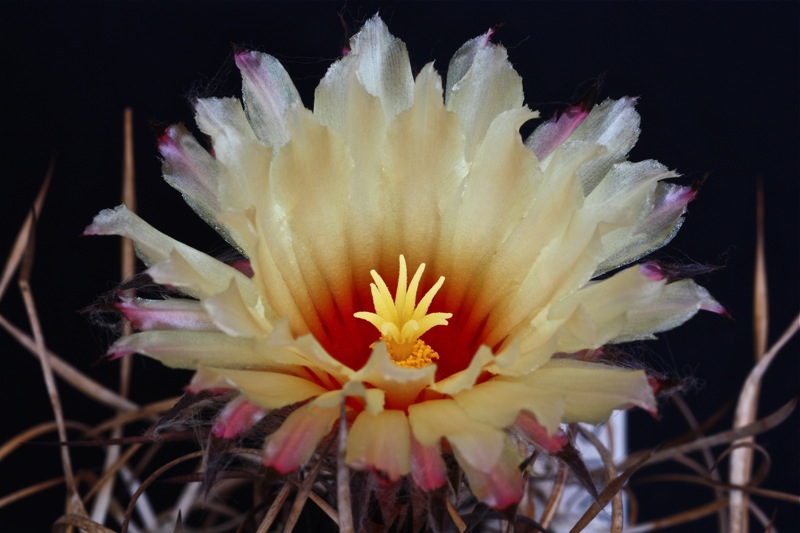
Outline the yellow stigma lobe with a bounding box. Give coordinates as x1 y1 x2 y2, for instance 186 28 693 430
354 255 452 367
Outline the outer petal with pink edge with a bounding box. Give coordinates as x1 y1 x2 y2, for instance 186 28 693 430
212 396 266 439
410 433 447 491
346 410 411 482
515 358 657 425
408 399 523 509
263 392 341 473
108 331 270 370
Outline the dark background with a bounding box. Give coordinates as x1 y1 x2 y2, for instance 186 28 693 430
1 1 797 531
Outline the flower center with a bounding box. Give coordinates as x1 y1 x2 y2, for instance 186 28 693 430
354 255 452 368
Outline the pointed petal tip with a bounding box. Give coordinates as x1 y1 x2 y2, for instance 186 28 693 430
703 299 729 317
410 436 447 491
83 206 123 236
156 124 181 149
639 260 722 283
106 343 135 360
233 49 257 69
212 398 265 439
514 411 569 454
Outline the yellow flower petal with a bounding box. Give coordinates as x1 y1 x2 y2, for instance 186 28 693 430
108 331 268 370
429 345 494 396
382 64 467 260
551 264 720 351
346 410 411 481
208 367 329 410
86 205 255 301
452 377 565 435
435 107 539 306
517 358 656 423
453 433 524 510
350 342 436 409
263 392 340 473
203 278 272 337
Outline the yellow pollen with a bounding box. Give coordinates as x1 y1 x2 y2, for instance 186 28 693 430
390 339 440 369
354 255 452 367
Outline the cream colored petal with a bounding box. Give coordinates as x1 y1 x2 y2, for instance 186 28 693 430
190 319 351 391
117 296 216 332
194 96 258 143
314 53 389 284
517 358 656 423
586 159 675 211
452 377 565 435
187 366 234 392
265 106 356 339
249 228 309 338
268 321 355 381
445 39 524 159
350 343 436 409
107 331 270 369
205 367 328 410
430 345 494 396
453 434 524 510
215 137 272 217
348 15 414 120
489 322 561 376
147 248 257 303
444 29 493 100
461 141 598 346
408 399 503 463
408 399 523 508
584 160 680 272
215 207 259 258
436 107 539 306
555 97 640 195
263 392 341 473
483 207 606 352
597 183 694 275
310 381 364 408
617 276 721 342
235 50 301 149
159 124 220 223
194 97 273 236
161 103 265 256
362 388 386 416
382 64 467 261
86 205 254 301
346 410 411 481
203 278 272 338
550 264 720 351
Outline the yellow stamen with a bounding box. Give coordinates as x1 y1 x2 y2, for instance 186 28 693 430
391 339 440 368
354 255 452 367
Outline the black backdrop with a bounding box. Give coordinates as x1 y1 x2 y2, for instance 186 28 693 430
1 2 798 531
